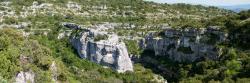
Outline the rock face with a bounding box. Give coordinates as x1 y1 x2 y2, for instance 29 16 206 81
50 61 58 83
140 27 227 62
15 71 35 83
69 27 133 72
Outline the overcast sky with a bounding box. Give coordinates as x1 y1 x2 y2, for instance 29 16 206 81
144 0 250 6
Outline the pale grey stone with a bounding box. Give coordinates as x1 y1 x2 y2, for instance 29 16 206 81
67 23 133 73
15 71 35 83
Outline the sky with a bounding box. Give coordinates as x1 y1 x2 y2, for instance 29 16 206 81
144 0 250 6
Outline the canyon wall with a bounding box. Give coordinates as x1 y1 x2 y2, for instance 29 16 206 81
140 27 227 62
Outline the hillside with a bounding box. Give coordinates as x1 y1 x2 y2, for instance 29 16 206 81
219 4 250 12
1 0 250 83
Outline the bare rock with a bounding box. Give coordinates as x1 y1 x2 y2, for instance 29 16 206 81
70 28 133 73
141 27 227 62
15 71 35 83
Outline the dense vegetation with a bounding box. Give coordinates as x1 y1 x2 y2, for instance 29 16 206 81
4 0 232 27
0 28 161 82
137 10 250 83
124 40 141 56
0 0 250 83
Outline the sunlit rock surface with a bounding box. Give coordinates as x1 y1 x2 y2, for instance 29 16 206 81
15 71 35 83
64 23 133 73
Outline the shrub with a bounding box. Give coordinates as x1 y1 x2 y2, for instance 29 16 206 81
94 34 108 42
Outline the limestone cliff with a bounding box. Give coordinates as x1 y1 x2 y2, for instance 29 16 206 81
140 27 227 62
67 24 133 73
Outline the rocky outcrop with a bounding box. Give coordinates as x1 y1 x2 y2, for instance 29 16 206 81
15 71 35 83
140 27 227 62
152 74 168 83
65 23 133 73
50 61 58 83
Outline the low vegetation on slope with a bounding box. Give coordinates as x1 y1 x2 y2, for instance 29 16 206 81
137 10 250 83
0 0 250 83
0 28 162 82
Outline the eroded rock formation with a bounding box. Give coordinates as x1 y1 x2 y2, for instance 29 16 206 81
140 27 227 62
64 23 133 73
